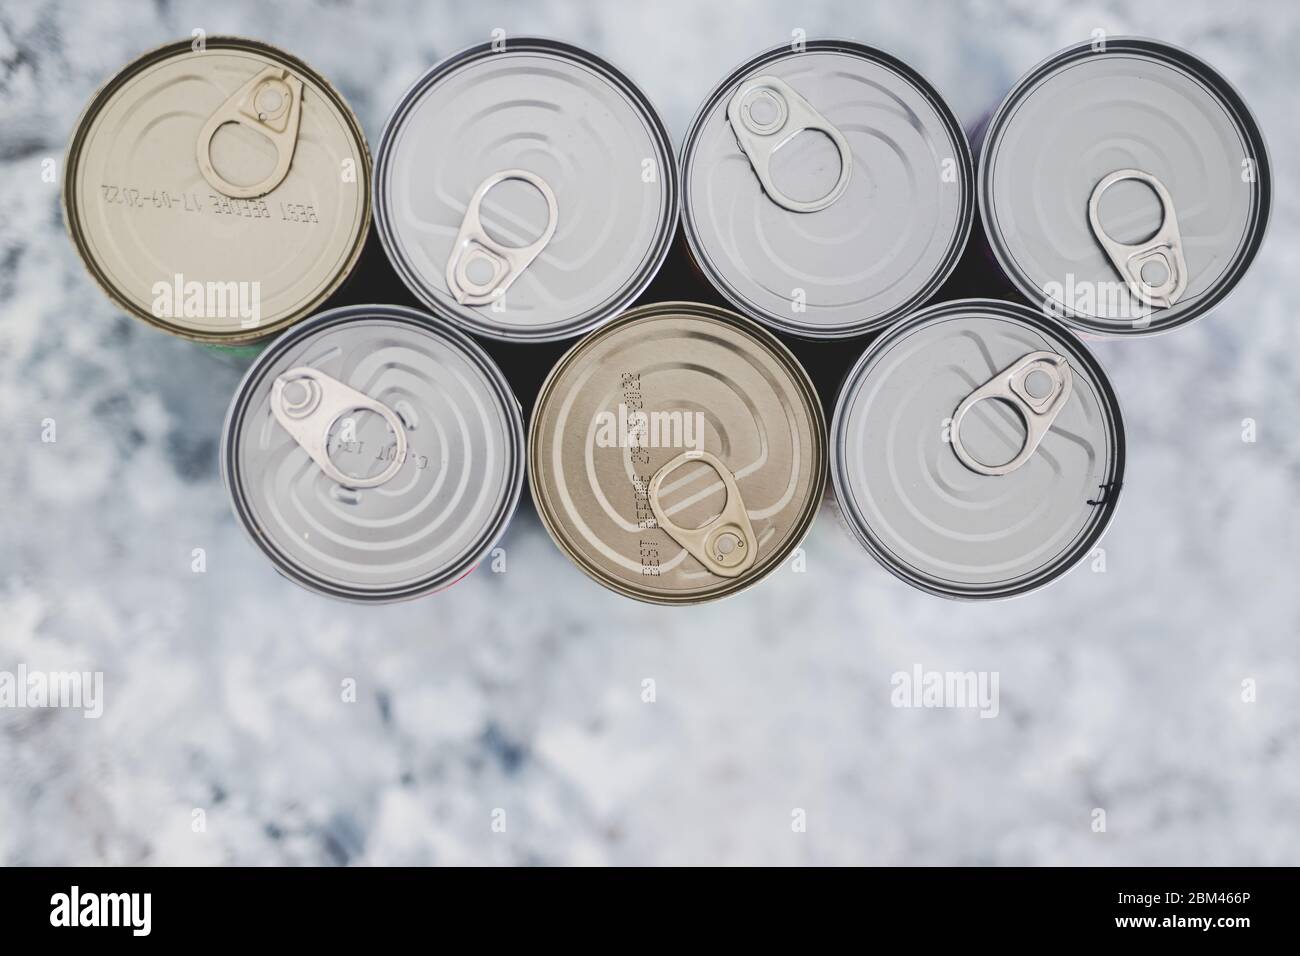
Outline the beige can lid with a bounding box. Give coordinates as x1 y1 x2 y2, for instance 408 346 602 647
529 301 826 604
64 37 371 344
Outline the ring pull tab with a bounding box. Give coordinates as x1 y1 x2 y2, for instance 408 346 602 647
1088 169 1187 310
647 450 758 578
446 169 559 306
726 75 852 214
950 351 1073 478
270 368 408 489
197 66 303 199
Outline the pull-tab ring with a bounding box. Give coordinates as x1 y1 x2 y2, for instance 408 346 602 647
950 352 1073 477
726 75 852 213
446 169 558 306
648 450 758 578
271 368 408 489
197 66 303 199
1088 169 1187 310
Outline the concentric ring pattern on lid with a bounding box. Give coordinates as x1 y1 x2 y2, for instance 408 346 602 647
979 37 1271 335
681 40 974 339
63 37 372 344
374 38 677 343
529 302 826 604
831 299 1125 599
221 305 525 602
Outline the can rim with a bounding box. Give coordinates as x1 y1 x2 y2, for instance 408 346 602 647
830 297 1127 601
528 301 828 605
220 303 526 603
679 38 975 340
62 35 373 346
373 36 679 344
977 36 1272 338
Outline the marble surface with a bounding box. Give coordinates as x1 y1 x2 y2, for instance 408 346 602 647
1 0 1297 865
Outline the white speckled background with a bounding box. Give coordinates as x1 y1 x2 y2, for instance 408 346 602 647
1 0 1296 865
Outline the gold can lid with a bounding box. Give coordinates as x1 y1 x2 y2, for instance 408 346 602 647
63 37 371 344
529 302 826 604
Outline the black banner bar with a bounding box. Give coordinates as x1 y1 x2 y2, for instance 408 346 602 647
0 866 1282 942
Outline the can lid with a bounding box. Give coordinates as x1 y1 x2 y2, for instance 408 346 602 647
375 38 677 343
831 299 1125 599
63 37 372 344
529 302 826 604
681 40 973 339
979 37 1271 335
221 305 525 602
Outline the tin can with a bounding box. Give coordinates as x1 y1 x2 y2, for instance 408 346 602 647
221 304 525 602
529 301 826 604
63 36 372 346
831 298 1125 599
978 37 1271 336
680 40 974 339
374 38 677 343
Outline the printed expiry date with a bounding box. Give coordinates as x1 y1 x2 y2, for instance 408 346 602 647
622 371 661 576
99 184 320 223
329 438 429 471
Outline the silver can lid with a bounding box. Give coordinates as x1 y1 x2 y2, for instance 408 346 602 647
374 38 677 343
221 305 525 601
681 40 973 339
831 299 1124 599
979 37 1271 335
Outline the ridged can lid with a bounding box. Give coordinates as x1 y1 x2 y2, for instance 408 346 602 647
979 37 1271 335
529 301 826 604
681 40 973 339
374 38 677 343
63 37 372 344
831 299 1125 599
221 305 525 602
